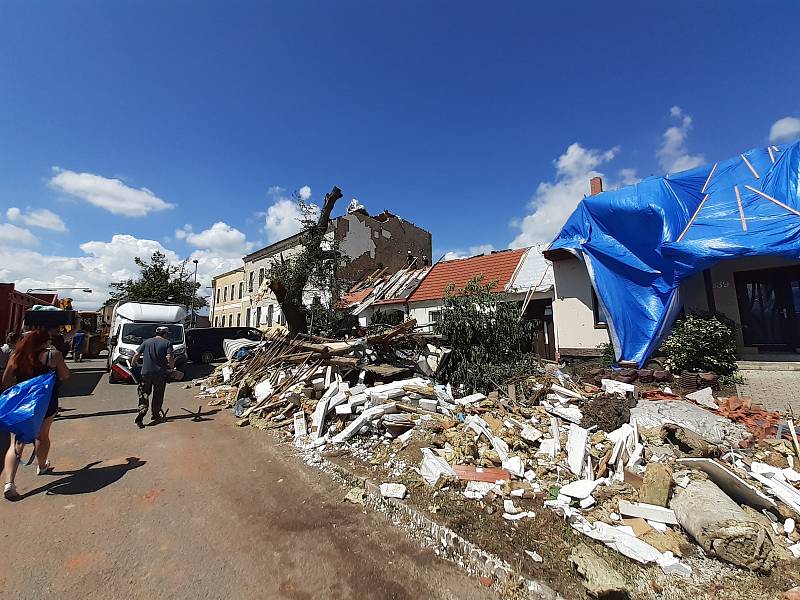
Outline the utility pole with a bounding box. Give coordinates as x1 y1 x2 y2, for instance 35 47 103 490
191 259 199 328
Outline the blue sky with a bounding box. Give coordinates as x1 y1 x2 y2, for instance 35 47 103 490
1 1 799 307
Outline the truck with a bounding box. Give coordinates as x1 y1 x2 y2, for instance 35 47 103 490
106 301 188 383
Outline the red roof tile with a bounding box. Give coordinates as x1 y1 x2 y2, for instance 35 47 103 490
408 249 527 303
338 287 373 308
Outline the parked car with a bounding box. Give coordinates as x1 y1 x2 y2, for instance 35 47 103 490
186 327 262 363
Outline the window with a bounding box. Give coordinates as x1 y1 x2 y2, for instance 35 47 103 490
258 267 265 286
278 311 285 326
239 282 244 298
248 271 254 292
237 313 241 326
428 310 442 324
214 317 218 327
246 308 251 326
223 286 228 302
591 289 608 327
267 305 274 327
228 314 233 326
216 288 220 304
231 284 235 299
256 307 261 326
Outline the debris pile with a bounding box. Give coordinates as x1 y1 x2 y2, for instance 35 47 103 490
198 330 800 592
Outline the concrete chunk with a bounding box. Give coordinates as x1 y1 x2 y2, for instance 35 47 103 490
570 544 629 599
638 463 673 507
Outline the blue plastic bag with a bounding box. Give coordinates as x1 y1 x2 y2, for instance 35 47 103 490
0 371 56 443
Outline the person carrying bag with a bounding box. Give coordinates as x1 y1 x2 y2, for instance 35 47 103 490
1 330 71 500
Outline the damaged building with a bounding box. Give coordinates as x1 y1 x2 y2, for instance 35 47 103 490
236 201 432 329
545 140 800 365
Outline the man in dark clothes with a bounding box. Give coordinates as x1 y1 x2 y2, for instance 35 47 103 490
132 326 174 428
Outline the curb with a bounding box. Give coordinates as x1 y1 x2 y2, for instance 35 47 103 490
310 451 563 600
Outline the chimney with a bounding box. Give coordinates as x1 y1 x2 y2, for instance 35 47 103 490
590 176 603 196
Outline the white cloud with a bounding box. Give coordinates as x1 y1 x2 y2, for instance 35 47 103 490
174 221 254 258
510 143 620 247
656 106 705 173
0 233 246 310
618 168 640 186
769 117 800 144
442 244 495 261
0 223 39 247
6 206 67 231
48 168 175 217
262 185 319 244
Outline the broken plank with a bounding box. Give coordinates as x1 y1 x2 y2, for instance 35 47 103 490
618 500 678 525
453 465 511 482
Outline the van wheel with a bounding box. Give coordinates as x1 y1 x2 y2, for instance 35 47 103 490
200 350 214 364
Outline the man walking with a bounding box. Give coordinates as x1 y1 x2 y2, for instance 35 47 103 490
72 328 86 362
132 326 174 428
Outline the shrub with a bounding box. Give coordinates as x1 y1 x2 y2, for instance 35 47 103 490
598 342 615 367
434 276 540 393
660 312 739 377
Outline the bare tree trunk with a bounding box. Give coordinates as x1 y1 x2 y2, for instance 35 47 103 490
269 186 343 335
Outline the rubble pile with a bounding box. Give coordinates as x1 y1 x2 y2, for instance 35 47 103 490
197 333 800 593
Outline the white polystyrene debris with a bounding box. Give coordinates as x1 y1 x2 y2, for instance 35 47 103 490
502 456 525 478
379 483 407 499
657 552 692 577
560 479 602 500
419 448 456 486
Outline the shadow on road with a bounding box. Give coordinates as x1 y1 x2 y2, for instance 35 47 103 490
166 407 220 423
180 363 217 380
60 368 106 398
20 457 145 499
55 408 139 422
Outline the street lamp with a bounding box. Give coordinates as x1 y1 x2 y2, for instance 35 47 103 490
27 287 92 293
191 259 199 328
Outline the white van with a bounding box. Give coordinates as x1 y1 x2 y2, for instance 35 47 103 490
107 302 188 382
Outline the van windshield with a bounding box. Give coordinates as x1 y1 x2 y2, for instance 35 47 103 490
121 323 184 345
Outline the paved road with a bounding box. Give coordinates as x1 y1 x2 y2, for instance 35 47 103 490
0 359 493 600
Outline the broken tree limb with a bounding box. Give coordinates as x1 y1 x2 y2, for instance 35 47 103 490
670 479 774 572
268 185 343 335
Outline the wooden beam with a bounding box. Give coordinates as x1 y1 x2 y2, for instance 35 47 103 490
768 146 776 164
701 162 718 194
734 186 748 232
677 194 710 242
740 154 760 179
744 184 800 217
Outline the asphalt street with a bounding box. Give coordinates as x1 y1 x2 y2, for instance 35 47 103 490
0 358 493 600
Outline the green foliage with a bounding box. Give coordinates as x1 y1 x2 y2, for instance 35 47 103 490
370 309 404 327
598 342 615 367
307 300 359 338
660 312 739 377
110 252 207 311
434 276 540 393
265 195 351 326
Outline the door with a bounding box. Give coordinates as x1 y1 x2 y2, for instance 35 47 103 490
735 267 800 348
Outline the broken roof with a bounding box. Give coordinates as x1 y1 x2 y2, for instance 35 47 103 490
505 246 553 294
343 267 432 314
549 140 800 366
408 248 527 303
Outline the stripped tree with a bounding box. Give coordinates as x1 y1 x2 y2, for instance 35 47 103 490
267 186 344 335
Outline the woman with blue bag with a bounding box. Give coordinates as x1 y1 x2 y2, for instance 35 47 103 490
1 330 71 500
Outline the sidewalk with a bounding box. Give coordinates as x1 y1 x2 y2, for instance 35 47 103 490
737 369 800 414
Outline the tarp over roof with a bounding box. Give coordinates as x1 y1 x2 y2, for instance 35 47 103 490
549 140 800 366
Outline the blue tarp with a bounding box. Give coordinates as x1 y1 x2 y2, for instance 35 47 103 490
549 141 800 366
